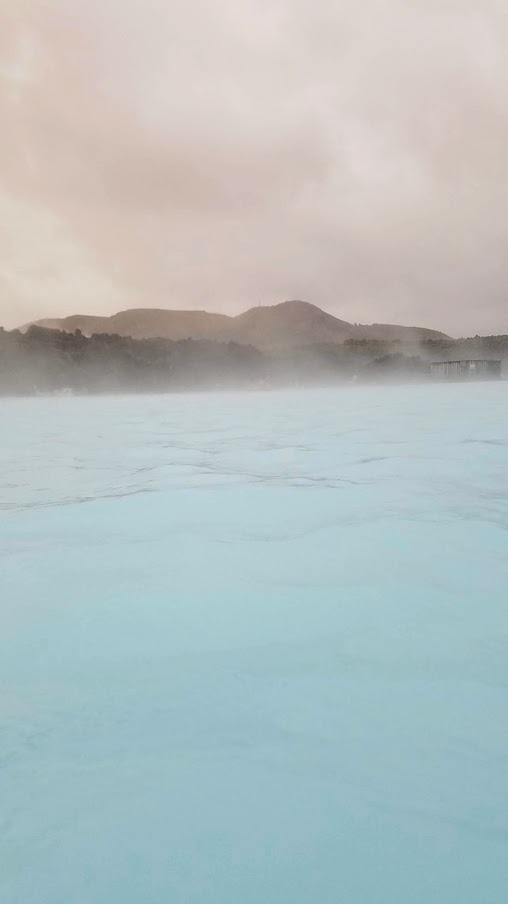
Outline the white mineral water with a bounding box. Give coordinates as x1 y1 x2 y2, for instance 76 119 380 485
1 383 507 903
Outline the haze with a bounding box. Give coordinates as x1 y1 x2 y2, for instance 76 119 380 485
1 1 508 335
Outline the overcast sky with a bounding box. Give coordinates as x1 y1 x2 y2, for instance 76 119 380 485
1 0 507 335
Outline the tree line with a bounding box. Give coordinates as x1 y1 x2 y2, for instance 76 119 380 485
0 325 506 395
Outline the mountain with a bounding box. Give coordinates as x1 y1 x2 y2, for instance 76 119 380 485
27 309 231 342
356 322 449 342
227 301 357 347
20 300 449 349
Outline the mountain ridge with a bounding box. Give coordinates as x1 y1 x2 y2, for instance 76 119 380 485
20 300 450 349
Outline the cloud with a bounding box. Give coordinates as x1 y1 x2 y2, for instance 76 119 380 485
1 0 507 333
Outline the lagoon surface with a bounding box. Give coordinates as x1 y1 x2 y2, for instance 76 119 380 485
1 384 508 903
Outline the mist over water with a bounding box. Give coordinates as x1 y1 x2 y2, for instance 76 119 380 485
1 384 508 903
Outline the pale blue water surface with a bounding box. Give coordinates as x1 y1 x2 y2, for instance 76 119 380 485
1 384 507 903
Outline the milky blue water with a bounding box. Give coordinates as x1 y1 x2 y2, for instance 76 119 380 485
1 384 508 903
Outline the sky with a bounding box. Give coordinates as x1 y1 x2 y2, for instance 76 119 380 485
1 0 507 336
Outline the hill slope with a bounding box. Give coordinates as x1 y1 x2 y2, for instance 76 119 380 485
227 301 357 347
21 300 449 348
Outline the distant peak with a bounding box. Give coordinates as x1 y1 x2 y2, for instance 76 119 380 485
277 299 318 309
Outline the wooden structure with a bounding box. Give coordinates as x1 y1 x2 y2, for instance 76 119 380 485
430 359 501 380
